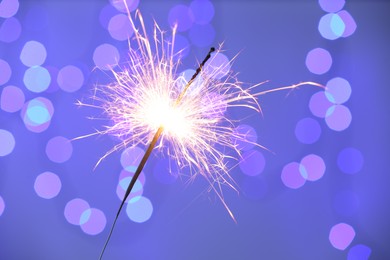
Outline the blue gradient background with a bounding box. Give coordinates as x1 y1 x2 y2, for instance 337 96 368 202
1 0 389 259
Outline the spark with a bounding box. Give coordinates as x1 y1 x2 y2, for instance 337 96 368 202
76 5 323 259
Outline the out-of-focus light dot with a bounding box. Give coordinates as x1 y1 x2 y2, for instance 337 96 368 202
318 0 345 13
204 52 231 80
120 146 145 172
309 91 334 118
177 68 203 95
64 198 90 225
46 136 73 163
0 17 21 43
80 208 106 235
108 13 134 41
168 5 194 32
189 24 215 48
241 176 267 200
0 129 15 157
233 124 258 151
20 41 47 67
325 104 352 131
281 162 306 189
57 65 84 93
0 59 11 85
329 223 355 250
300 154 325 181
325 77 351 104
99 4 117 29
337 147 364 174
168 34 190 60
0 196 4 216
109 0 139 13
333 190 359 217
338 10 357 37
23 66 51 93
34 171 61 199
0 0 19 18
190 0 214 25
318 13 345 40
21 97 54 133
347 244 372 260
116 176 143 203
295 118 321 144
93 43 120 70
239 150 265 176
306 48 332 75
1 86 25 113
153 158 179 184
24 6 48 31
126 196 153 223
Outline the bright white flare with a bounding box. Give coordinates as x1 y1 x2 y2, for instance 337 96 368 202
77 10 322 220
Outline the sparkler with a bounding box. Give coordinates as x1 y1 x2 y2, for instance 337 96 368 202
76 4 323 259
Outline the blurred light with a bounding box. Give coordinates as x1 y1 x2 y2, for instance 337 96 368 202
0 17 21 43
325 77 351 104
116 176 143 203
241 176 267 200
0 129 15 157
233 124 258 151
126 196 153 223
64 198 90 225
309 91 334 118
338 10 357 37
0 59 11 85
21 97 54 133
337 147 364 174
1 85 25 113
318 13 345 40
281 162 306 189
329 223 355 250
189 24 215 48
168 5 194 32
120 146 145 172
347 244 372 260
299 154 326 181
189 0 214 25
0 196 4 216
295 117 321 144
108 13 134 41
318 0 345 13
333 190 359 217
119 169 145 185
80 208 106 235
34 172 62 199
45 136 73 163
153 158 179 184
93 43 120 70
325 104 352 131
20 41 47 67
239 150 265 176
57 65 84 92
109 0 139 13
23 66 51 93
204 53 231 79
306 48 332 75
0 0 19 18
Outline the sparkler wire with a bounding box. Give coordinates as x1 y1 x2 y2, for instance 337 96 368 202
99 47 216 260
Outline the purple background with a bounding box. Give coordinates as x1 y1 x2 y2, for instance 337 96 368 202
0 0 388 259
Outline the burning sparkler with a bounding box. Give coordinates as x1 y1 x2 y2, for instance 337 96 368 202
76 3 322 259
